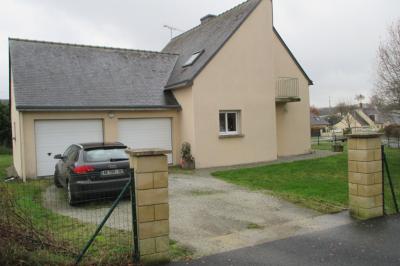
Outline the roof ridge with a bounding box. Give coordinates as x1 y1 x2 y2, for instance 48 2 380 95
8 37 180 56
170 0 257 42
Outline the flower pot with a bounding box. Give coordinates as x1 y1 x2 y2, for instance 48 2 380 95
332 144 344 152
181 159 195 170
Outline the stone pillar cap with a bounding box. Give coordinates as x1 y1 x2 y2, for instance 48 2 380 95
347 133 383 139
125 148 172 156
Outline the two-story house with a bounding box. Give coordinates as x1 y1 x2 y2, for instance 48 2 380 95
9 0 313 179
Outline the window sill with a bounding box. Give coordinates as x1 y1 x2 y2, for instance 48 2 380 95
219 134 245 139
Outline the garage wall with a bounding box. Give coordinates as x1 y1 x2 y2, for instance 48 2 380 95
10 78 23 177
19 110 179 179
172 88 196 156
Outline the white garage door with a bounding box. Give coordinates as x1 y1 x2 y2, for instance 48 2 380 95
118 118 173 164
35 120 103 177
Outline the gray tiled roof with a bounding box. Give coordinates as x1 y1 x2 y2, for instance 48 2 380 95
10 0 312 110
10 39 180 110
162 0 262 89
310 115 329 126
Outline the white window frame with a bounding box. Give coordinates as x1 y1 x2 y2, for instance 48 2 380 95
219 111 240 135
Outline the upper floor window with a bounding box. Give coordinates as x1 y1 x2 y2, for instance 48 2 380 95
183 50 203 67
219 111 240 135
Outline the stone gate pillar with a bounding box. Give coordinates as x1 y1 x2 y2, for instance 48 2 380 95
126 148 171 264
348 133 383 220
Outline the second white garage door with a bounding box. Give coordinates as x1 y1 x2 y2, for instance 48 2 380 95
118 118 173 164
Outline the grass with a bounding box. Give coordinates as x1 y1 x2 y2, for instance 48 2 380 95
169 239 193 261
0 154 12 178
311 141 347 151
246 223 265 230
0 145 11 155
213 144 400 214
3 178 133 265
0 155 191 265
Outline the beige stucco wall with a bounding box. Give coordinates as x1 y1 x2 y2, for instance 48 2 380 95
172 87 196 157
189 0 277 168
273 33 311 156
10 78 23 177
17 110 179 179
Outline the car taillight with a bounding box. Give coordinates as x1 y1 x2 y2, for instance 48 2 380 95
72 165 95 174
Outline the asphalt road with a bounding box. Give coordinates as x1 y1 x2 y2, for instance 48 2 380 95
169 215 400 266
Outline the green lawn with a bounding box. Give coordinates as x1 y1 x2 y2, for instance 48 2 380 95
213 145 400 214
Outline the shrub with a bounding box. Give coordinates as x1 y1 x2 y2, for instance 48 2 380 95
384 124 400 138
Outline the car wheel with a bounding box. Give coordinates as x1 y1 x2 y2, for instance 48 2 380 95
54 170 63 188
67 181 78 206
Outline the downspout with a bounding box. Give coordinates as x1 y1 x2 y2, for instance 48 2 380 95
19 112 25 181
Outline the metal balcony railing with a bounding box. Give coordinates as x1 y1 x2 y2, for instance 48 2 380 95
275 77 300 103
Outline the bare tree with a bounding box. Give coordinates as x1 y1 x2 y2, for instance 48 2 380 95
374 20 400 109
310 105 320 116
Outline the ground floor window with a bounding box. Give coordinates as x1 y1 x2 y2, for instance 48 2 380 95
219 111 240 135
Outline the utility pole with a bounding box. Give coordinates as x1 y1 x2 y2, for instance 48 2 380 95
164 25 184 40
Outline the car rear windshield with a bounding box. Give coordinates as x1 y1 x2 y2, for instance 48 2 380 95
84 148 128 162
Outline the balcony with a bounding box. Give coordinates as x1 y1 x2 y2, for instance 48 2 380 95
275 77 300 103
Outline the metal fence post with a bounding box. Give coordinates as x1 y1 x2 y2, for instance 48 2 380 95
130 169 140 264
382 147 400 213
381 145 386 215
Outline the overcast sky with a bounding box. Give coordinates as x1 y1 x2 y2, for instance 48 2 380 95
1 0 399 107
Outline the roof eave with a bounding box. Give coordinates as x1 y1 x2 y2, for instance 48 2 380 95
16 105 182 112
164 80 193 90
164 0 263 90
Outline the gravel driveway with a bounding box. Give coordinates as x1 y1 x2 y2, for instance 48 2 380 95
43 151 352 258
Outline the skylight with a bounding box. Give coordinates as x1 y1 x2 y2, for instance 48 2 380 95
183 50 203 67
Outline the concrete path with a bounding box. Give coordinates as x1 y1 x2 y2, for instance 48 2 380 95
169 173 350 258
43 150 349 258
169 215 400 266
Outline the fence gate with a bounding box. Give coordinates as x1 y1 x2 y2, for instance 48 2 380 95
381 145 400 215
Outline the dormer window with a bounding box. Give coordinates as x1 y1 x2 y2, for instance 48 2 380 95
183 50 203 67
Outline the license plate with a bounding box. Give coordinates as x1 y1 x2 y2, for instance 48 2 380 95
101 169 124 176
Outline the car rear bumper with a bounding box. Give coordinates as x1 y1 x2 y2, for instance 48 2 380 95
70 177 130 201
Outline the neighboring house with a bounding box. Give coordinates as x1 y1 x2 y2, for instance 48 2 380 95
310 115 329 136
9 0 313 179
333 107 400 132
334 109 374 132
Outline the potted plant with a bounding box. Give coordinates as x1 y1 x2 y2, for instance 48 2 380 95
332 143 344 152
331 134 344 152
180 142 195 170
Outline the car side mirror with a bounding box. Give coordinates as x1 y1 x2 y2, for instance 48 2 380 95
54 154 64 160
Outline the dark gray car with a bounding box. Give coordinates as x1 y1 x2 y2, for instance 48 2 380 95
53 142 130 205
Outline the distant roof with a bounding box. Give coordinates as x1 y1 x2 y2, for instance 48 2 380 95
9 39 180 110
351 110 369 126
162 0 262 89
310 115 329 126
